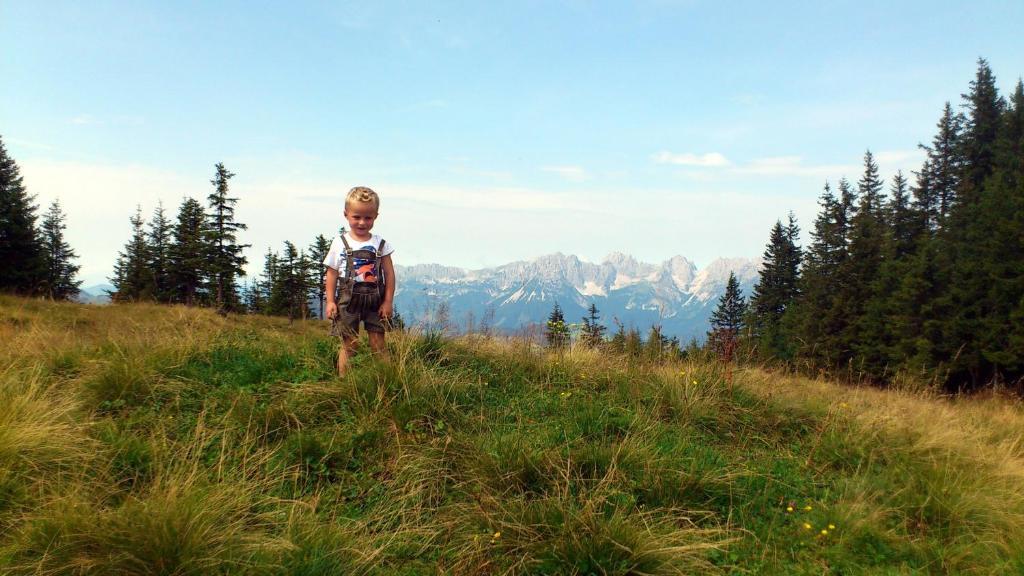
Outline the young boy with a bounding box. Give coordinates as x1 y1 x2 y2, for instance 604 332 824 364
323 187 396 377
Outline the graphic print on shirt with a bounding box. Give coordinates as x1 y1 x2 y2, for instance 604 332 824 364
351 244 379 283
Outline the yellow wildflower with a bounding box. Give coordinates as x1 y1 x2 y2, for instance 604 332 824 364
493 531 501 539
828 524 835 530
786 506 794 513
803 505 812 511
820 529 828 535
803 523 812 530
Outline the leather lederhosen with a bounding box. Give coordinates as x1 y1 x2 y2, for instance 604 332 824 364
339 235 387 314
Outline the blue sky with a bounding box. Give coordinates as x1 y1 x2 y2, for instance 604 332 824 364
3 1 1023 285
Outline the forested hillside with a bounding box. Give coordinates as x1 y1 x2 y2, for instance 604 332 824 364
745 59 1024 391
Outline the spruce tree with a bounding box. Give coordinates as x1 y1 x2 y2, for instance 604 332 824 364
960 58 1004 196
545 303 569 348
793 182 850 368
888 172 917 259
169 197 208 305
205 163 249 312
749 214 801 359
274 241 315 320
966 78 1024 385
911 159 937 237
580 302 606 347
38 200 81 300
308 234 332 318
0 136 44 294
844 151 890 376
937 60 1008 388
919 102 964 226
260 248 281 315
147 201 174 302
708 272 746 356
110 206 155 301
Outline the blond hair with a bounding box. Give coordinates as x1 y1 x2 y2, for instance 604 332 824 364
345 186 380 212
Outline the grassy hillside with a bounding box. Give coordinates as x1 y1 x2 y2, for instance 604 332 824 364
1 295 1023 574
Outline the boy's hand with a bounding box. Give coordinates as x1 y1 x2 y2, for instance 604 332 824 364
326 302 338 320
378 300 393 320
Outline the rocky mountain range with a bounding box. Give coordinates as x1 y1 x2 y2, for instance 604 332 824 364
394 253 761 341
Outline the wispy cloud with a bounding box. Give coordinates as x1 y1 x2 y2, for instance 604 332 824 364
541 165 589 182
652 151 730 167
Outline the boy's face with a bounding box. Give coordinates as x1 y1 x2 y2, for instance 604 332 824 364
344 201 378 238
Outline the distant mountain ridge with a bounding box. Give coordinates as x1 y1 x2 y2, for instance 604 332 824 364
395 253 760 341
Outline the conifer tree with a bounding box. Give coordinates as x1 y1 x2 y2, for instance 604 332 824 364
38 200 81 300
259 248 280 315
205 163 249 312
793 182 849 367
708 272 746 356
749 213 801 359
274 241 316 320
888 172 917 259
959 58 1004 196
843 151 890 375
147 201 173 302
936 60 1010 387
169 197 208 305
911 159 937 237
545 302 569 348
110 206 155 301
0 136 44 294
308 234 332 318
241 278 264 314
580 302 606 347
963 77 1024 385
919 102 964 226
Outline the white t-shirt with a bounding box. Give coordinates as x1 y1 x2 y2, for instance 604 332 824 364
322 233 395 282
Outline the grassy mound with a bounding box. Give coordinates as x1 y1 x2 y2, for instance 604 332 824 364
1 295 1023 574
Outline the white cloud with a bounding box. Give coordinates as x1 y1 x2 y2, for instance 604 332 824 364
541 165 589 182
652 151 730 167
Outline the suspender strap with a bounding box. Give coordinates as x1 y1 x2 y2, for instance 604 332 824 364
339 234 354 280
376 238 386 284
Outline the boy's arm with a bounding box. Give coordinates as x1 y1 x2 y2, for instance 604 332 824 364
379 254 396 318
325 266 339 319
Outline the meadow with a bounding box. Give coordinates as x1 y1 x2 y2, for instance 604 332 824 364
1 295 1023 574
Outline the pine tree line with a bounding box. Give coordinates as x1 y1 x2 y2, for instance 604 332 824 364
747 59 1024 391
544 300 685 361
106 164 342 320
109 163 253 311
0 136 82 299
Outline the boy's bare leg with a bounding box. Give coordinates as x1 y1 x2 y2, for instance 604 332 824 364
368 332 387 358
337 336 358 377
